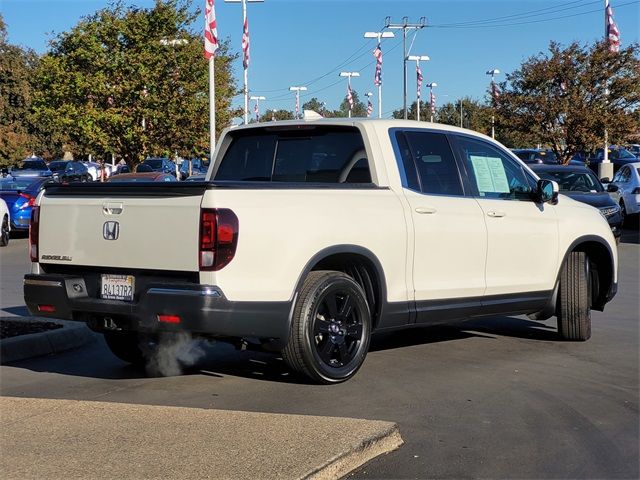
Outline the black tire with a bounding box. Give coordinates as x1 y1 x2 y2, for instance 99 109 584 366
0 215 9 247
619 200 626 226
557 251 592 341
282 270 372 384
103 331 156 366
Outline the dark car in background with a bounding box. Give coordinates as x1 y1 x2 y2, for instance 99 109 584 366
142 157 176 176
179 158 209 180
48 160 91 182
588 147 638 172
531 164 622 241
511 149 558 165
0 176 57 230
107 172 177 182
9 158 53 178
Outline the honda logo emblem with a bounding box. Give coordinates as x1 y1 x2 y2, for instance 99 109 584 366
103 221 119 240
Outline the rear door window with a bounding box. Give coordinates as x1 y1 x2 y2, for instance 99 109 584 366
215 126 370 184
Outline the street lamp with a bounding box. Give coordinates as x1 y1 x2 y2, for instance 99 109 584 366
426 82 437 122
486 68 500 139
339 72 360 118
363 31 394 118
250 95 266 122
407 55 430 121
225 0 265 124
289 87 307 119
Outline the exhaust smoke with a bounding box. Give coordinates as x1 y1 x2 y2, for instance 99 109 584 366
144 332 208 377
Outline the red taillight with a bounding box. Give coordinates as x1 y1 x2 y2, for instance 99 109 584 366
29 205 40 262
199 208 239 271
157 314 181 324
37 304 55 313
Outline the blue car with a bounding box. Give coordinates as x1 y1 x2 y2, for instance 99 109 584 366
0 177 57 230
9 158 53 179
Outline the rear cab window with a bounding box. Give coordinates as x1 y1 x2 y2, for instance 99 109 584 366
214 126 372 184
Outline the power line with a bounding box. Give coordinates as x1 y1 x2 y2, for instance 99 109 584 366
432 0 638 28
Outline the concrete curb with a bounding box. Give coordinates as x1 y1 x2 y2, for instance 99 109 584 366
0 317 96 363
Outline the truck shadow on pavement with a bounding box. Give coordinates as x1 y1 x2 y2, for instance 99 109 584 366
5 315 560 385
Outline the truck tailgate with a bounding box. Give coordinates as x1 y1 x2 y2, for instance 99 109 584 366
37 183 204 272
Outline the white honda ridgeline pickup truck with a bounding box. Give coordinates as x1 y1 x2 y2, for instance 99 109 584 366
24 119 618 383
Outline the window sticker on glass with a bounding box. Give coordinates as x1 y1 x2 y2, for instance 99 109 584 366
469 155 510 194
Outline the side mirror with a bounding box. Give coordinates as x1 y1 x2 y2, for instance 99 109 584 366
536 179 559 204
607 184 619 192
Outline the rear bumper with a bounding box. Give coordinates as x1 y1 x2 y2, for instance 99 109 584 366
24 274 292 342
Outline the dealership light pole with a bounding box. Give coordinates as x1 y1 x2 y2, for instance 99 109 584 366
289 86 307 119
250 95 265 122
426 82 437 122
225 0 264 124
407 55 429 121
339 72 360 118
486 68 500 139
384 16 426 119
364 31 394 118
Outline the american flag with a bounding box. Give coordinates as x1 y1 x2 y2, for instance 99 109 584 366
491 82 501 105
254 102 259 121
373 42 382 86
347 84 354 110
204 0 219 59
295 94 299 119
606 0 620 53
366 98 373 117
430 90 436 115
416 65 423 99
242 16 250 68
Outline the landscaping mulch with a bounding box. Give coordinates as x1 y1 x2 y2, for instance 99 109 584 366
0 318 63 339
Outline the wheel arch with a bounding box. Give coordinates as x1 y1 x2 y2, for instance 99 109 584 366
561 235 615 311
293 245 387 330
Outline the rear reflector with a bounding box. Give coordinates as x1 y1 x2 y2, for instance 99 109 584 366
38 304 55 313
157 314 181 324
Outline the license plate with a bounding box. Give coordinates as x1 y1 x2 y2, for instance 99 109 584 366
100 274 135 301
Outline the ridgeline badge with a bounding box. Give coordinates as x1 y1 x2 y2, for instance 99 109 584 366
103 221 119 240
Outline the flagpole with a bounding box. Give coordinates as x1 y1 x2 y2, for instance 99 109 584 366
209 57 216 162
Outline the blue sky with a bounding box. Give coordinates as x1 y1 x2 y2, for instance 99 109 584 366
2 0 639 119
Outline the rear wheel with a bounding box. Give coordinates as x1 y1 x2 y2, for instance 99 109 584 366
0 215 9 247
619 200 626 226
282 271 371 384
557 251 592 341
103 331 157 366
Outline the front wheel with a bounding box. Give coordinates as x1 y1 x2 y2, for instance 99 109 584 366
282 271 372 384
557 251 592 341
0 215 9 247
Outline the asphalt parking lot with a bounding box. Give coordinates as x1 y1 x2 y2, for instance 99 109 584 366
1 231 638 479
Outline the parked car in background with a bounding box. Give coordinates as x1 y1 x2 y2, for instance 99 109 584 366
48 161 91 183
107 172 177 182
179 158 209 180
0 198 10 246
10 158 52 178
588 147 639 172
142 157 176 176
610 162 640 224
532 164 622 241
113 163 130 175
0 176 57 231
511 149 558 164
82 161 102 181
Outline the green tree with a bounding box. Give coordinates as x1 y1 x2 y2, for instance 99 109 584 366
432 98 492 134
31 0 239 166
496 41 640 164
0 15 40 167
335 90 367 118
302 97 331 117
259 109 294 122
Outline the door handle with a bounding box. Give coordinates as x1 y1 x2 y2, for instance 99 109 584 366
415 206 437 214
486 210 506 218
103 202 124 215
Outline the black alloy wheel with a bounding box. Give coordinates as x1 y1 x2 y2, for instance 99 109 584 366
282 271 371 384
0 215 9 247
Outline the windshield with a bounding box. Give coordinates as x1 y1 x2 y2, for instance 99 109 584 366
49 161 68 172
0 177 37 191
537 170 603 193
16 160 48 171
144 159 164 169
615 148 636 160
